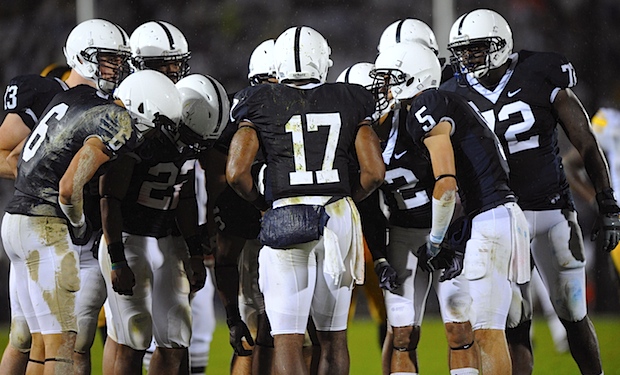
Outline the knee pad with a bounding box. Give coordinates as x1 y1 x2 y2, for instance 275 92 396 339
549 211 585 269
124 313 153 350
385 297 415 328
9 317 31 353
507 282 533 329
74 315 98 354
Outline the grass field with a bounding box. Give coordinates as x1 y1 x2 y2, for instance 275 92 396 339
1 314 619 374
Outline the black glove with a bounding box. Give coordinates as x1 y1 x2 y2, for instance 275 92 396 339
592 188 620 253
374 259 399 292
67 216 92 246
439 248 464 282
228 318 254 356
416 240 442 273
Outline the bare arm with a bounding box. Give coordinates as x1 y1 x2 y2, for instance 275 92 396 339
99 154 135 246
58 137 111 225
556 88 612 193
423 121 457 244
0 113 31 179
352 122 385 202
226 122 262 205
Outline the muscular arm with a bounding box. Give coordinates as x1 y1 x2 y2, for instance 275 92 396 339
99 154 136 246
352 123 385 202
226 122 261 202
423 121 457 244
556 88 612 193
58 137 111 224
0 113 30 179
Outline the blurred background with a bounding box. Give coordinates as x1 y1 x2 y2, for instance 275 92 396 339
0 0 619 324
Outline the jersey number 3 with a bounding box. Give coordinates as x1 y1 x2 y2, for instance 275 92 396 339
285 113 341 185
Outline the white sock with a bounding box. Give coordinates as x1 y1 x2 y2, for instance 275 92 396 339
450 368 479 375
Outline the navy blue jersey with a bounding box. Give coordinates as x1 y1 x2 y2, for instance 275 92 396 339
440 51 575 210
380 108 434 228
120 134 197 238
3 74 68 130
407 89 514 216
232 82 375 201
6 85 139 218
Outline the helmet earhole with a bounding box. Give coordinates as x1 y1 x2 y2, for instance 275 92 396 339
138 103 145 114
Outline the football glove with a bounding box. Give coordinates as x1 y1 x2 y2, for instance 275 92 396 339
416 240 442 273
592 188 620 253
227 318 254 356
374 259 399 292
67 217 92 247
439 248 464 282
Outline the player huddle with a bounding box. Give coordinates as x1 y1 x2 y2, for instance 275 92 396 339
0 7 618 375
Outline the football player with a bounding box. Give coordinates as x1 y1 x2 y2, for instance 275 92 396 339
0 64 69 375
0 19 132 375
129 20 191 84
0 18 143 374
442 9 618 375
207 38 277 375
129 21 220 375
98 70 228 375
227 26 385 375
378 41 531 375
364 19 449 375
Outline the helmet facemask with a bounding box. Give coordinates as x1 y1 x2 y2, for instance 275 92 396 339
449 38 506 81
81 49 132 94
132 53 191 83
370 68 408 116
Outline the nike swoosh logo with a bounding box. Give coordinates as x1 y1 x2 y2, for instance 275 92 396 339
394 150 407 159
507 88 522 97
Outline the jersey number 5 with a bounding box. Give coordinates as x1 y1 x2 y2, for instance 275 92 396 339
285 113 341 185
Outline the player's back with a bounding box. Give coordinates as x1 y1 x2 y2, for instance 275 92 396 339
408 89 514 215
232 82 375 201
3 74 69 130
7 85 136 218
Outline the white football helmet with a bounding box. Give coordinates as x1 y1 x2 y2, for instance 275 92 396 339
114 70 182 139
176 74 230 151
372 42 441 101
447 9 513 79
273 26 333 83
63 19 132 93
248 39 277 86
336 62 374 89
130 21 191 83
378 19 439 55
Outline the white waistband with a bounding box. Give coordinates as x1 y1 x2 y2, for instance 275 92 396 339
272 196 333 208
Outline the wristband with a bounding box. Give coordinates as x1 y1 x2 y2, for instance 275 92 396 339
596 188 620 214
185 234 203 257
373 258 387 268
58 200 85 227
111 261 127 270
107 241 126 264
